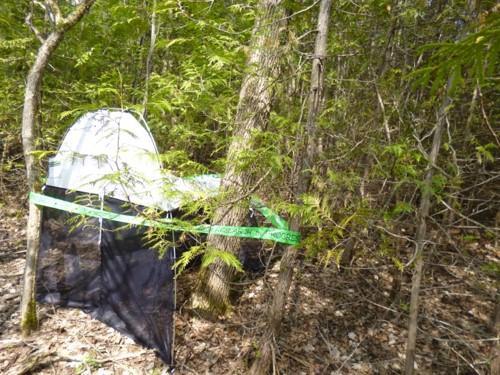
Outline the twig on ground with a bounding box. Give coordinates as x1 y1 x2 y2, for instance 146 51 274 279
449 346 481 375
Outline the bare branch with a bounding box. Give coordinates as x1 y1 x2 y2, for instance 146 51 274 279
44 0 62 25
33 1 47 12
440 199 499 232
375 82 391 142
25 10 45 43
478 86 500 147
60 0 97 30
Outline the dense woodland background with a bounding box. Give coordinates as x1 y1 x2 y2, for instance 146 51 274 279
0 0 499 374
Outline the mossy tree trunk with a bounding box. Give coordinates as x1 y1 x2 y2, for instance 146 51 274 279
20 0 97 336
192 0 285 315
250 0 332 373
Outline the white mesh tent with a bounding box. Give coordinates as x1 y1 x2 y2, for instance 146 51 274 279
35 109 222 368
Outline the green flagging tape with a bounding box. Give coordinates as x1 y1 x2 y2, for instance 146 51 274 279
30 192 300 245
250 198 289 230
183 174 289 230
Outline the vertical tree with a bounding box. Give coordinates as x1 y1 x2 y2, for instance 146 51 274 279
250 0 332 372
20 0 97 335
141 0 158 118
404 76 453 374
404 2 492 370
492 296 500 374
191 0 285 315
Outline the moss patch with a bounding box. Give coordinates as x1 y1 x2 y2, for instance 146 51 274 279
21 299 38 335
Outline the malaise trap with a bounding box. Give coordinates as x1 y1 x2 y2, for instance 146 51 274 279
31 109 300 369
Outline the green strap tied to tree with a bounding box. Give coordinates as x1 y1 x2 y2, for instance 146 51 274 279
29 192 300 245
250 197 289 230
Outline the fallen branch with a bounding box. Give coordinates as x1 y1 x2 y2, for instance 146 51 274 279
0 339 34 351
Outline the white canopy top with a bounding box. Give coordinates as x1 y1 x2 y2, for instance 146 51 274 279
46 109 220 211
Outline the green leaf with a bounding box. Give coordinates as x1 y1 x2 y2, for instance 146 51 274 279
201 247 243 273
173 245 204 275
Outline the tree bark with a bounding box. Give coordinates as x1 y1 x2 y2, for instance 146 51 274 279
250 1 332 373
20 0 97 336
491 294 500 375
142 0 158 118
404 75 453 374
192 0 285 316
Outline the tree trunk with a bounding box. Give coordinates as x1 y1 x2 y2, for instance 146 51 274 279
20 0 96 336
249 1 332 373
491 294 500 375
142 0 158 118
191 0 285 316
404 75 453 374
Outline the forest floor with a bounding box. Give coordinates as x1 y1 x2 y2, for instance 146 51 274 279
0 195 498 375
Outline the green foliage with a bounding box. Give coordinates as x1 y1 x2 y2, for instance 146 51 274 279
174 245 205 275
431 173 448 195
201 246 243 273
159 150 210 176
409 10 499 92
326 170 361 193
319 247 344 268
233 128 293 178
462 234 479 242
295 192 360 260
475 143 497 164
392 257 405 272
173 244 243 276
392 201 414 215
480 261 500 278
380 142 422 180
384 201 414 221
75 353 102 374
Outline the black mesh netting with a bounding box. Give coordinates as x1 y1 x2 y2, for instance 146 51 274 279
36 186 179 366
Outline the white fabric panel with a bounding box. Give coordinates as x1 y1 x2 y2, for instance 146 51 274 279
47 110 221 211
